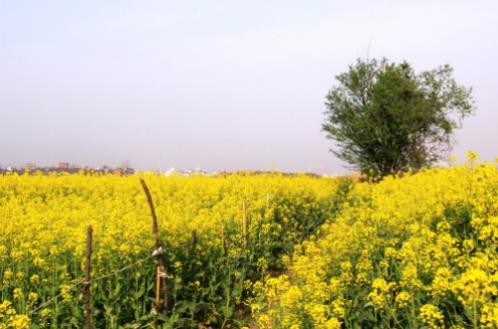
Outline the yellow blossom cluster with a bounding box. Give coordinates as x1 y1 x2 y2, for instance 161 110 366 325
0 301 30 329
0 172 341 327
253 154 498 328
419 304 445 329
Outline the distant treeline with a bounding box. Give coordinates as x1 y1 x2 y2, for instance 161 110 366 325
0 167 135 176
0 167 326 178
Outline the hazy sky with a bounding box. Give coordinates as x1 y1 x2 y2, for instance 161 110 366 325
1 1 497 173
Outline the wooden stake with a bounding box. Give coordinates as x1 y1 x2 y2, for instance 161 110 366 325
84 225 93 329
155 265 162 312
242 201 248 250
140 179 168 320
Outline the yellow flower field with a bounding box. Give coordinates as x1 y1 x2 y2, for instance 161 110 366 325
252 155 498 328
0 173 344 328
3 156 498 328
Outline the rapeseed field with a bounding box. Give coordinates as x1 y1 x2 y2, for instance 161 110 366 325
2 155 498 328
0 173 343 328
252 154 498 328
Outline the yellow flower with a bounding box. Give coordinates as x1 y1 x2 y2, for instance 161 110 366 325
28 292 39 304
0 300 14 315
430 267 452 297
395 291 411 308
11 315 30 329
367 278 395 310
466 151 478 161
324 317 341 329
400 264 422 290
331 298 346 319
481 303 498 328
13 288 23 300
280 286 302 309
29 274 40 284
59 284 72 302
3 268 13 283
454 268 495 306
420 304 444 329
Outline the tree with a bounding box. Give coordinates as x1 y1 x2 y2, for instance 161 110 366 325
322 58 474 179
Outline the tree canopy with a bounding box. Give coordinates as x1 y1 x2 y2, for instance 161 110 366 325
322 58 474 179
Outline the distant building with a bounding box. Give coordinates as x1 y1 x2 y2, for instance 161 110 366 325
164 168 177 176
58 162 70 170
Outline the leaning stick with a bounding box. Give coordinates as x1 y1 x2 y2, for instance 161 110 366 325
140 179 168 320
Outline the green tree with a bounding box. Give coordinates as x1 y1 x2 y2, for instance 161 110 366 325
322 58 474 179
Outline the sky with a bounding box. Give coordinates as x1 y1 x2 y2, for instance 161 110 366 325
1 0 497 174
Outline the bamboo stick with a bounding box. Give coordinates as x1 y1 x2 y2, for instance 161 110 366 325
84 225 93 329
